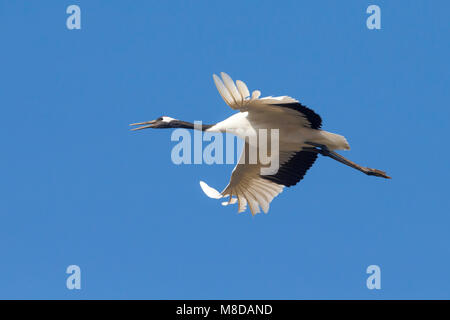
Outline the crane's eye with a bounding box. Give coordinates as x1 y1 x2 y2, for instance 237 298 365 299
157 117 163 121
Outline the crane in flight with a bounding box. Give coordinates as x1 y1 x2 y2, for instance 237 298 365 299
131 72 390 215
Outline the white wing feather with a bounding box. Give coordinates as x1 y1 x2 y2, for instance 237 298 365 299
213 74 236 109
236 80 250 99
220 72 243 106
199 181 222 199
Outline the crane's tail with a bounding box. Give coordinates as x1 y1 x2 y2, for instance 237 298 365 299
317 131 350 151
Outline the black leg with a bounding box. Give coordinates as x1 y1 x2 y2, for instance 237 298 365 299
304 142 391 179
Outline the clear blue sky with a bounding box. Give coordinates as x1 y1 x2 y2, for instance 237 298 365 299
0 0 449 299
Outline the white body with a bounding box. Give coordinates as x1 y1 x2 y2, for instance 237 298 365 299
208 111 349 152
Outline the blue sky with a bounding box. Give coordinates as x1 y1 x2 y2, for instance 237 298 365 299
0 0 449 299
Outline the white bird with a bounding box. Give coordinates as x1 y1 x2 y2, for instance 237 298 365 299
131 72 390 215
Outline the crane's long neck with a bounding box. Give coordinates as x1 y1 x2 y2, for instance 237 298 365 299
170 120 214 131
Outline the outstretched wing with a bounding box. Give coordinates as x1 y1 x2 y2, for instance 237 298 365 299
200 142 284 215
213 72 322 129
200 143 318 215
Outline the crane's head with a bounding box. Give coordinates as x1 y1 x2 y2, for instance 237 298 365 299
130 116 177 131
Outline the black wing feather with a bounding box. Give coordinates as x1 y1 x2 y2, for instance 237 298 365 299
273 103 322 129
261 150 318 187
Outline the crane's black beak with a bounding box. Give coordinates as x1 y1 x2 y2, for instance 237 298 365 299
129 120 157 131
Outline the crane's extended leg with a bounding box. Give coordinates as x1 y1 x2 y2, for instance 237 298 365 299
304 142 391 179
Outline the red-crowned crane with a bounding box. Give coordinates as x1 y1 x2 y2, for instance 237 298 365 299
131 72 390 215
